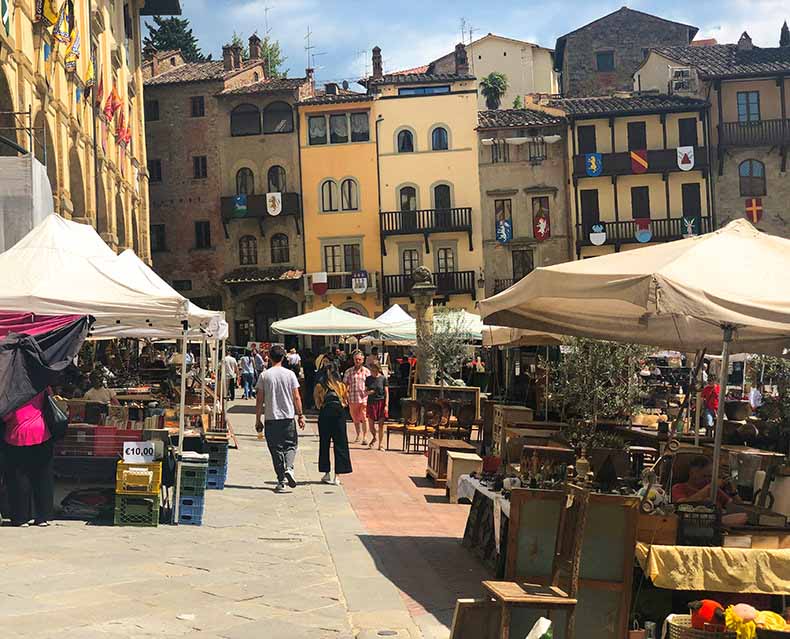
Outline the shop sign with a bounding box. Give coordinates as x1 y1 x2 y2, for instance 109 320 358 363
584 153 602 177
351 270 368 294
677 146 695 171
266 192 282 216
123 441 156 463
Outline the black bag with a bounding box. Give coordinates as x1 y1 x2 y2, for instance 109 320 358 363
43 392 69 440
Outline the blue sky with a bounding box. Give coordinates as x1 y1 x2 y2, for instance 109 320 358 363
164 0 787 86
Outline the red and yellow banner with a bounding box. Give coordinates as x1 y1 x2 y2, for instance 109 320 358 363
630 149 648 174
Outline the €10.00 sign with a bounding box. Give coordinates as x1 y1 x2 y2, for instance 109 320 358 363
123 442 156 463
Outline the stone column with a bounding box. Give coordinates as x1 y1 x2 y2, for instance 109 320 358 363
411 267 436 385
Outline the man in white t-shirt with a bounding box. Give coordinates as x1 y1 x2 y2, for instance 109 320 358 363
83 370 119 405
255 345 305 493
222 352 239 401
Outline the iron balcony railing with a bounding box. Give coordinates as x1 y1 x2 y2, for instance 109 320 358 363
718 119 790 147
576 215 713 247
493 279 516 294
380 207 473 235
383 270 476 301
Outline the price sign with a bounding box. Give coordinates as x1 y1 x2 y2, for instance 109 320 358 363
123 442 156 463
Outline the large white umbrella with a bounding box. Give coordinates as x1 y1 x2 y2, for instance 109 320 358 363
482 326 563 348
271 304 383 336
479 220 790 502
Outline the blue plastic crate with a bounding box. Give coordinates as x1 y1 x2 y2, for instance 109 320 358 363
206 441 229 462
206 465 227 490
177 495 204 525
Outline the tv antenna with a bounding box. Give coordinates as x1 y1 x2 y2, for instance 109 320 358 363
355 48 368 78
263 5 273 38
304 26 314 69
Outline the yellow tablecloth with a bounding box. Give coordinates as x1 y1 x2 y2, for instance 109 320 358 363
635 543 790 594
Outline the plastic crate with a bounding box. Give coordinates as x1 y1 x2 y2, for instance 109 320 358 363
177 495 205 525
178 463 208 497
113 494 159 527
667 615 735 639
206 444 228 465
206 465 228 490
115 461 162 495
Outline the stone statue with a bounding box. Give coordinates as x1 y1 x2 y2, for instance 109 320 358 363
412 266 433 285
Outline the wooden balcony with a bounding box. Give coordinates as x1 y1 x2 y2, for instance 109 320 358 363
576 215 713 248
220 192 301 238
572 146 708 179
718 119 790 147
379 207 473 253
383 270 476 302
493 278 515 294
327 271 378 292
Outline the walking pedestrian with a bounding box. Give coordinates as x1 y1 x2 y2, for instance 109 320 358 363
222 350 239 401
343 350 370 445
251 345 265 378
365 361 389 450
255 345 305 493
314 361 352 485
239 351 256 400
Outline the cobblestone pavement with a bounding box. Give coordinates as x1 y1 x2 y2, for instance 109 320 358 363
1 402 425 639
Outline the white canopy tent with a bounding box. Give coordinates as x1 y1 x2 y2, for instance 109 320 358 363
479 219 790 502
377 304 413 325
380 309 485 343
271 304 384 336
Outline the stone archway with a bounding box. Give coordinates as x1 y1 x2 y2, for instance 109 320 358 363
0 69 17 157
254 294 298 343
33 111 57 197
68 145 86 218
115 191 126 249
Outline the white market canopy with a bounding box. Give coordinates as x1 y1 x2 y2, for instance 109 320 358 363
380 309 484 343
0 215 190 331
479 220 790 356
271 304 384 336
377 304 413 325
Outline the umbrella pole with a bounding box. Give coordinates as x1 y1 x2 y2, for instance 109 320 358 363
710 326 733 504
174 321 189 523
200 337 206 412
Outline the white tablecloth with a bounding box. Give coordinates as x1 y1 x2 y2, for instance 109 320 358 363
458 475 511 519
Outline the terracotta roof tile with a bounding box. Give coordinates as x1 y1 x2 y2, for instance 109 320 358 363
144 59 262 86
546 93 708 117
300 90 371 105
362 72 475 87
477 108 565 129
654 43 790 78
217 77 309 96
390 64 429 75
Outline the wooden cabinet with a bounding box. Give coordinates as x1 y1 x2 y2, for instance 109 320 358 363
427 439 477 487
492 405 535 456
447 451 483 503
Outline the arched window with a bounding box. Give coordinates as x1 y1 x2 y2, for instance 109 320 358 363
239 235 258 265
321 180 338 212
230 104 260 136
263 101 294 133
340 178 359 211
267 165 286 193
432 126 449 150
271 233 290 263
399 186 417 211
236 167 254 195
739 159 766 196
434 184 452 209
397 129 414 153
253 72 260 82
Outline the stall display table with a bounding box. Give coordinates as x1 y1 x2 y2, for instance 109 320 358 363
447 452 483 503
460 476 511 577
427 439 477 487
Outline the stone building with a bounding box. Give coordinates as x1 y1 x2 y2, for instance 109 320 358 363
476 108 572 298
144 36 313 345
636 28 790 238
554 7 697 97
0 0 179 257
429 34 557 109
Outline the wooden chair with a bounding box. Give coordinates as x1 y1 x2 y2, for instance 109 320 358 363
455 403 480 442
482 484 591 639
408 400 441 452
392 398 420 451
435 399 457 438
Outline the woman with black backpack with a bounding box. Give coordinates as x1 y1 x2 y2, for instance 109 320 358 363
313 361 352 485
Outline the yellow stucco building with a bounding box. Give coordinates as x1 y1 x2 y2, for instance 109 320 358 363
0 0 178 258
298 87 382 318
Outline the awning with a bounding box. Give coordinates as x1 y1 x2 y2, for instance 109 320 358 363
271 305 383 336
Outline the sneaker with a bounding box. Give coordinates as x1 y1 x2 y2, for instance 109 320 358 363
284 468 297 488
321 472 332 484
274 482 288 493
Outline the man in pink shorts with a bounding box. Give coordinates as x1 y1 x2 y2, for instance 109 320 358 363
343 350 371 444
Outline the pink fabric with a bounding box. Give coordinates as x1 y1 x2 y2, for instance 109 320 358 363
3 391 50 446
0 313 84 339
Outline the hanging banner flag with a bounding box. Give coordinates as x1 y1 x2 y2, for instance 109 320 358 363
630 149 648 174
38 0 60 27
115 109 126 142
266 192 282 216
351 270 368 295
745 198 763 223
103 85 121 120
589 223 606 246
312 272 328 296
677 146 695 171
2 0 13 36
95 74 104 107
495 217 512 244
635 218 652 243
584 152 602 177
52 0 72 44
64 24 80 72
532 200 551 241
232 194 247 217
682 216 699 237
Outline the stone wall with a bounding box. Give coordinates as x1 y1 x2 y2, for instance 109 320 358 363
562 10 693 97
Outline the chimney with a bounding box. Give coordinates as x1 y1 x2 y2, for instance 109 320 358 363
737 31 753 51
454 43 469 75
306 67 315 91
325 82 338 95
249 33 262 60
781 21 790 47
372 46 382 80
231 43 242 69
143 45 159 77
222 45 233 71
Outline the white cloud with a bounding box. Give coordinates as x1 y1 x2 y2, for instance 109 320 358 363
695 0 788 45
